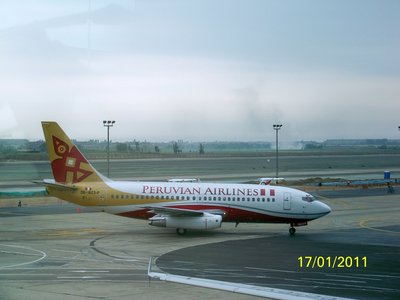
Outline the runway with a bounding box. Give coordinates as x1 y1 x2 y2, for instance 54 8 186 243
1 154 400 183
0 189 399 300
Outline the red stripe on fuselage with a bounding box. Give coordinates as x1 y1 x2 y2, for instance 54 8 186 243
117 209 154 219
116 205 309 224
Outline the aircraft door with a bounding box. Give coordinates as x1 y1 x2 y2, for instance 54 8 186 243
283 192 291 210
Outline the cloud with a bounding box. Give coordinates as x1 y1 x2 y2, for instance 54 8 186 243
1 45 400 141
0 1 399 142
0 105 19 138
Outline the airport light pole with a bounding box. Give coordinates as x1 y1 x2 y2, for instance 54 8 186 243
103 120 115 178
273 124 283 179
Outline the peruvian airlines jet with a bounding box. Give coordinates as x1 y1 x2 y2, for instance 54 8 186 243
39 122 331 235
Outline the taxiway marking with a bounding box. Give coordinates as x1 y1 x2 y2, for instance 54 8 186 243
0 244 47 269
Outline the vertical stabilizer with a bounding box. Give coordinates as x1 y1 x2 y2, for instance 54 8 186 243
42 121 104 184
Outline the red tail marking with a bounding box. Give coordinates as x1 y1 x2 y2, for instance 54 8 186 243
51 136 93 183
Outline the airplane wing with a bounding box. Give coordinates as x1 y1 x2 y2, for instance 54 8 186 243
143 206 226 217
143 206 205 216
34 179 77 191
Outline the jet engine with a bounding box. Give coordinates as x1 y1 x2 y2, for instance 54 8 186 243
149 212 222 231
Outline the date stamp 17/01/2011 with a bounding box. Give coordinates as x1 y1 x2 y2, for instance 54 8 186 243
298 256 367 269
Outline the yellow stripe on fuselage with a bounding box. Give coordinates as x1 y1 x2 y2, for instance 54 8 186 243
47 183 172 206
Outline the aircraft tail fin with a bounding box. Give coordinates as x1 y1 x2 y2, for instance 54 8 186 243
42 121 105 184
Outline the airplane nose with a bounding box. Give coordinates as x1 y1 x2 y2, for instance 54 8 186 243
318 201 331 215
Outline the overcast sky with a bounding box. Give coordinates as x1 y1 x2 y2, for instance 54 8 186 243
0 0 399 143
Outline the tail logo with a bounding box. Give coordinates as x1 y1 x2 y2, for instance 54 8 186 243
51 136 93 183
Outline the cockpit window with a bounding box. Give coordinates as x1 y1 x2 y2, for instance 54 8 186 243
302 195 314 202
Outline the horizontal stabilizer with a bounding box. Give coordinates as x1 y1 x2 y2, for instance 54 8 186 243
34 179 77 191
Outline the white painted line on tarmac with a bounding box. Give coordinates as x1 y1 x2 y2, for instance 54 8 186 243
51 249 82 254
147 257 355 300
149 270 355 300
69 270 110 273
0 244 47 269
57 276 100 279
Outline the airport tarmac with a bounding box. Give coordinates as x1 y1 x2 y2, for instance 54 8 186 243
0 207 262 300
0 189 399 300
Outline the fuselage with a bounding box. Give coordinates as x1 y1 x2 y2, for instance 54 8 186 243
47 180 331 224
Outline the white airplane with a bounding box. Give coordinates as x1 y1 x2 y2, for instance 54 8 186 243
39 121 331 235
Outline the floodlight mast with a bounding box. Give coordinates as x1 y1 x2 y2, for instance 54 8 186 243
273 124 283 179
103 120 115 177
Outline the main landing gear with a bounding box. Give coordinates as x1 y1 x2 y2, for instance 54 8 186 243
176 228 187 235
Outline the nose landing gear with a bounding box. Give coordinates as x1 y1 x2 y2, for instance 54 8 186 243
289 226 296 235
289 221 307 235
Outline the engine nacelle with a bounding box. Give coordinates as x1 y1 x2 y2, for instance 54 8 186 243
149 212 222 231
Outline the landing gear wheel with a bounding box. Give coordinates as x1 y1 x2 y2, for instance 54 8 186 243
289 227 296 235
176 228 187 235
